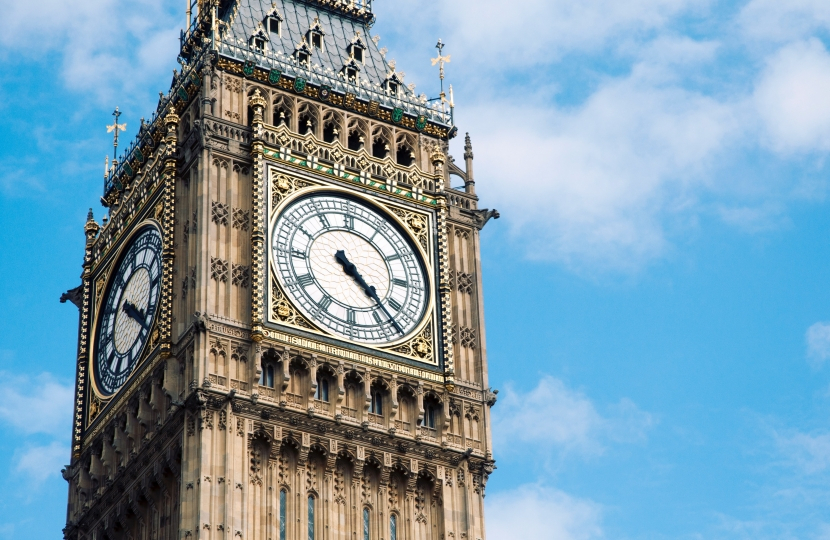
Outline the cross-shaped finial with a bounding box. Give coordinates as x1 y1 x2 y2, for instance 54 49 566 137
430 40 451 115
106 107 127 160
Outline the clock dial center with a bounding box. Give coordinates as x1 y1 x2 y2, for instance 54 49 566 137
113 268 151 354
308 230 390 309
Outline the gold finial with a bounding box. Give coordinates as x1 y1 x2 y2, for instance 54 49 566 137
106 107 127 161
430 40 452 118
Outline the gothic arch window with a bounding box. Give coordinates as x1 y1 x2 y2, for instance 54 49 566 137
396 133 416 166
273 95 294 128
370 389 383 415
265 365 275 388
363 507 370 540
314 375 329 402
279 489 287 540
307 495 316 540
425 403 436 429
322 110 343 143
390 514 398 540
371 126 392 159
249 28 269 53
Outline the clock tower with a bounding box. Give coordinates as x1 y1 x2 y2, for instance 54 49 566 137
61 2 499 540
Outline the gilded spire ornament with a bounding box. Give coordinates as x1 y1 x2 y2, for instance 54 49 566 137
106 107 127 162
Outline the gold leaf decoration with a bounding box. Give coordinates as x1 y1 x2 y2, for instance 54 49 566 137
387 319 433 361
271 172 315 212
270 276 316 330
389 207 429 252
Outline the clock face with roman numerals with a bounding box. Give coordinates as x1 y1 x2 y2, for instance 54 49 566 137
272 193 429 345
94 225 162 396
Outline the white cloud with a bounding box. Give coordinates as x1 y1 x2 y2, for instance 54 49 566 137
378 0 705 72
775 429 830 475
486 485 603 540
754 39 830 155
14 442 70 485
0 372 74 437
806 322 830 367
492 376 653 459
462 64 739 269
740 0 830 43
0 0 180 102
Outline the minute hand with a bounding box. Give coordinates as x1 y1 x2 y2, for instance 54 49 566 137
334 250 404 334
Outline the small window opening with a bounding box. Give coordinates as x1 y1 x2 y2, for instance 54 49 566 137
298 51 310 65
390 514 397 540
311 32 322 50
269 18 281 35
396 146 414 166
425 404 436 429
348 131 363 151
353 46 364 63
372 139 388 159
299 115 313 135
280 489 287 540
388 81 398 96
371 391 383 415
315 376 329 402
274 109 288 126
345 67 358 82
323 123 337 143
308 496 316 540
261 364 274 388
254 38 265 51
247 105 254 126
363 508 370 540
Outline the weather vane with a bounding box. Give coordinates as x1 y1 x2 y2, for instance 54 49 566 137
106 107 127 162
430 39 453 121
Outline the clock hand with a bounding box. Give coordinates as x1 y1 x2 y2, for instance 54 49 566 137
122 301 150 330
334 250 404 335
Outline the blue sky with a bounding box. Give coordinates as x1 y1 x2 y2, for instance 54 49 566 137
1 0 830 538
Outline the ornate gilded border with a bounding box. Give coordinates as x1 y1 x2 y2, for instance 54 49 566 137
265 176 440 366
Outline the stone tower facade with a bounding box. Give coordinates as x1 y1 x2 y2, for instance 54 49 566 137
61 2 499 540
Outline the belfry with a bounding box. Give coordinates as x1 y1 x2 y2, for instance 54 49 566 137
61 1 498 539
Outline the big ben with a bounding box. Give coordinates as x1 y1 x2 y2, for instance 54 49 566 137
61 1 499 539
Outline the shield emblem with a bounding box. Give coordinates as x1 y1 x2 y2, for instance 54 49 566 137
294 77 306 93
189 72 201 86
134 148 145 163
268 69 281 85
392 108 403 123
123 163 134 177
243 61 255 77
319 84 331 101
416 115 427 131
177 87 189 101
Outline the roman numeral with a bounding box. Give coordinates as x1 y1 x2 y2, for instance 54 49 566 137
388 298 402 311
347 309 355 324
344 215 354 230
297 274 314 287
372 311 382 324
291 249 306 259
386 254 401 262
318 296 332 311
318 214 330 228
392 278 407 288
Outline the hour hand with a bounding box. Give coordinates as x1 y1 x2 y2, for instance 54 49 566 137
334 250 374 298
122 301 149 330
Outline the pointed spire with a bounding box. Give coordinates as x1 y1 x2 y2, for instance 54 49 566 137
463 133 475 195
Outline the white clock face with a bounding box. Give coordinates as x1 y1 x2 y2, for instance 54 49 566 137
272 193 429 344
94 226 162 396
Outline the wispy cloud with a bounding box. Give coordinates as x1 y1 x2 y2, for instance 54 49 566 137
0 372 73 437
806 322 830 368
0 371 73 487
14 442 70 485
486 484 603 540
0 0 180 104
492 376 653 460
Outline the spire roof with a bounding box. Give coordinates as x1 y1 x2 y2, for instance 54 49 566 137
216 0 449 125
